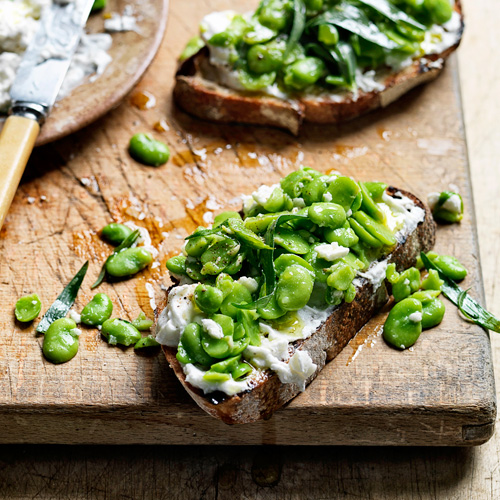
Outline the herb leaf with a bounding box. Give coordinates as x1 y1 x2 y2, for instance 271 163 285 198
421 252 500 333
36 261 89 333
307 1 398 50
285 0 306 60
357 0 426 31
91 229 140 289
233 214 309 310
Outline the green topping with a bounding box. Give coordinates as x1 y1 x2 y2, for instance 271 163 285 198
134 335 160 349
198 0 454 95
179 36 205 61
165 167 424 379
101 319 142 346
14 294 42 323
81 293 113 326
383 298 423 349
42 318 80 364
101 223 133 246
36 261 89 334
195 284 224 314
129 134 170 167
92 229 140 288
132 312 154 331
105 247 153 278
91 0 106 12
421 253 500 333
430 191 464 223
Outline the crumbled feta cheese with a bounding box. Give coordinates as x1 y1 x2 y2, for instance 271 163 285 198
70 328 81 337
315 242 349 261
69 310 81 324
237 276 259 293
252 184 279 206
409 311 423 323
323 192 333 202
441 193 462 214
292 197 306 208
200 318 224 339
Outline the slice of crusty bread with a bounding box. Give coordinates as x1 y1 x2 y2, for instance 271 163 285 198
159 187 436 424
174 2 463 135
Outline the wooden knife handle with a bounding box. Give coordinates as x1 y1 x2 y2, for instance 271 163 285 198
0 115 40 232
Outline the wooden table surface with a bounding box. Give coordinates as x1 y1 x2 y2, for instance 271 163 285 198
1 0 499 498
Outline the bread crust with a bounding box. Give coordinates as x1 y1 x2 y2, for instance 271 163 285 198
173 2 463 134
159 188 436 424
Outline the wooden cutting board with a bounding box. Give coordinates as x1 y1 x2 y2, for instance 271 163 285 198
0 0 495 446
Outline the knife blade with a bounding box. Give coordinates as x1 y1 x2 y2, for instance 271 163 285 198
9 0 95 123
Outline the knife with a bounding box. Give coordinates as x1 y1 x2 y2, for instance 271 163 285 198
0 0 95 231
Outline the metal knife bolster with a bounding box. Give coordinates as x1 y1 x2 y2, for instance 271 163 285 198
9 0 95 125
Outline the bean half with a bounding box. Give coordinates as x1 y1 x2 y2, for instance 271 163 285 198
43 318 80 364
101 318 141 346
106 247 153 277
383 298 423 350
15 293 42 322
81 293 113 326
129 134 170 166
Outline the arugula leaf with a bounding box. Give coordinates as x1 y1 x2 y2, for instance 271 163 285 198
421 252 500 333
307 1 398 50
357 0 426 31
285 0 306 59
36 261 89 333
91 229 140 289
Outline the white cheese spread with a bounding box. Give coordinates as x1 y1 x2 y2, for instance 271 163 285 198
356 259 389 291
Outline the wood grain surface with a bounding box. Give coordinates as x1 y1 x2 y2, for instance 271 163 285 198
0 0 495 448
1 0 500 497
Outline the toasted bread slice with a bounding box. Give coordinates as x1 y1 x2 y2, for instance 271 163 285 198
174 3 463 135
159 187 435 424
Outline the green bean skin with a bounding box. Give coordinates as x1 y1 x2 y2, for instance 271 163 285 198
101 319 141 346
101 223 133 246
15 294 42 322
106 248 153 277
80 293 113 326
43 318 80 364
383 298 423 350
129 134 170 166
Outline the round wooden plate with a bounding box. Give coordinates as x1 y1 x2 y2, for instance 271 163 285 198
0 0 169 146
